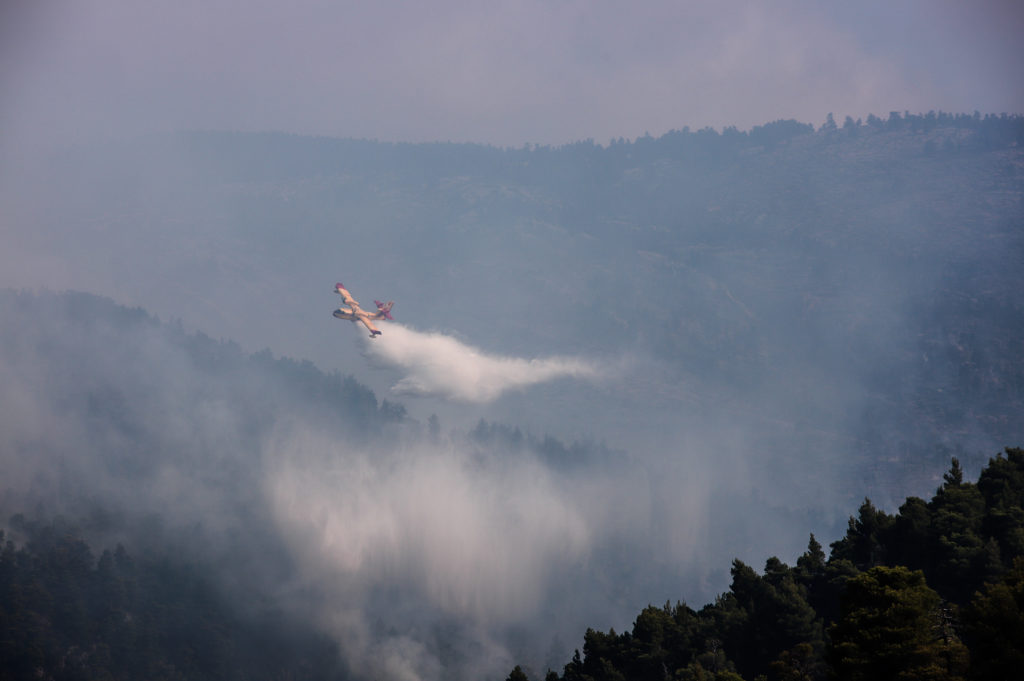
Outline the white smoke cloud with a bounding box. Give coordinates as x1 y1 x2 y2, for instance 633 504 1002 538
265 425 592 622
361 324 601 403
262 421 601 679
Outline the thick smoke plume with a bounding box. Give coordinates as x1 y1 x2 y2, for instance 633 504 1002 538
361 324 601 403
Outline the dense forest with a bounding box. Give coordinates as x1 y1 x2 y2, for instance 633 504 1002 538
513 450 1024 681
0 516 349 681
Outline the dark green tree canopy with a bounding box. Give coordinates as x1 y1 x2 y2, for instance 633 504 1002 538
533 449 1024 681
828 566 968 681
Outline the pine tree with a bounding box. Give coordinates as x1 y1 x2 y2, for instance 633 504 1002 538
963 557 1024 681
507 665 531 681
829 566 968 680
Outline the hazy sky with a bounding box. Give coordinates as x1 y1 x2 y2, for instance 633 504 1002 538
2 0 1022 148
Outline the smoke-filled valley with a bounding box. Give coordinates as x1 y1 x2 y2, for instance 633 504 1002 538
2 115 1023 679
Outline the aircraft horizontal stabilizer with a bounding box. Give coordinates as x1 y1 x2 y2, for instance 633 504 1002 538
375 300 394 320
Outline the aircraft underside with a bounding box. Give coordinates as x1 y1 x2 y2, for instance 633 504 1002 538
333 308 382 337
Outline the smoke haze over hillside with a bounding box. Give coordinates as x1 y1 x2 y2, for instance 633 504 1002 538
0 292 710 679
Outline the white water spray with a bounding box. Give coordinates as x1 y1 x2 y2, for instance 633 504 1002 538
361 324 599 403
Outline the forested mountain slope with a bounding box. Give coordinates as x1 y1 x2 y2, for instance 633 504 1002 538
0 290 401 679
518 449 1024 681
10 113 1022 507
0 515 350 681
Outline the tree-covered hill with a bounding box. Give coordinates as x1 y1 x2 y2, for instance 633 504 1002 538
0 515 350 681
0 288 408 620
522 449 1024 681
0 288 403 457
0 292 382 679
17 112 1023 507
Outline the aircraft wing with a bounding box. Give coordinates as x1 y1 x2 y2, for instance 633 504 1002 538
357 315 382 337
335 283 363 312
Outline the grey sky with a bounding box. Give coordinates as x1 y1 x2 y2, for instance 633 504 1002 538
2 0 1022 148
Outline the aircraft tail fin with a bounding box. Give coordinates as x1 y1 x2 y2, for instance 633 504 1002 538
375 300 394 320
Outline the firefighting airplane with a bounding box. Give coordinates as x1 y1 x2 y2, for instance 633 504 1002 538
332 282 394 338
